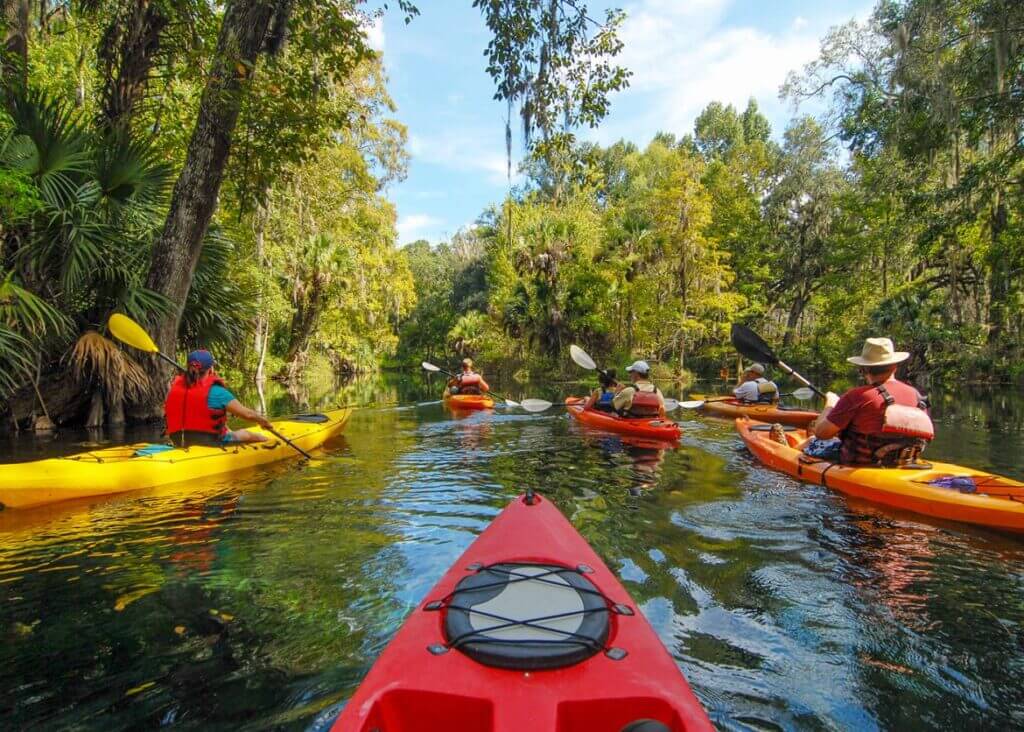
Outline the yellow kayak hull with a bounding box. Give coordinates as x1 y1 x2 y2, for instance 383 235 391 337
0 409 351 510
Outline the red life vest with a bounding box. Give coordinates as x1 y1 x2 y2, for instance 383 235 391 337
165 372 228 442
623 384 662 418
841 383 933 466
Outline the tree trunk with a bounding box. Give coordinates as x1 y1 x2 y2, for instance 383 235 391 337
86 389 105 428
986 190 1009 349
138 0 281 416
782 291 807 349
98 0 169 130
279 282 323 378
2 0 30 94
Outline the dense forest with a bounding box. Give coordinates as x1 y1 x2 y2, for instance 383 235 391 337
1 0 1022 431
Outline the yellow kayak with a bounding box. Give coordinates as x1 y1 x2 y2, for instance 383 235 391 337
737 417 1024 533
0 409 351 510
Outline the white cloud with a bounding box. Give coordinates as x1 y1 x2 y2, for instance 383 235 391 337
397 213 444 243
364 16 385 52
592 0 865 144
408 131 519 186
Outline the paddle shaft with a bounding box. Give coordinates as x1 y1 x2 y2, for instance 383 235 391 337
774 359 826 399
266 427 313 459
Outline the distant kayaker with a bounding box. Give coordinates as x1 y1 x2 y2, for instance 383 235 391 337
612 360 666 419
810 338 934 466
586 369 619 412
165 350 273 447
733 362 779 404
447 358 489 396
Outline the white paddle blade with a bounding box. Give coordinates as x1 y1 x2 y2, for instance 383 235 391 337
663 398 679 412
791 387 815 400
520 398 553 413
569 344 597 371
501 398 521 407
679 400 706 409
421 362 441 372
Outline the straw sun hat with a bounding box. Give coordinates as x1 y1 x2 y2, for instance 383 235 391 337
847 337 909 367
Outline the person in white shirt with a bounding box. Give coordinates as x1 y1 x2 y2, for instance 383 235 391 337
733 363 779 404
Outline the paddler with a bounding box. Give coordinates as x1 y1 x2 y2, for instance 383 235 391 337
733 362 779 404
447 358 489 396
612 360 667 419
810 338 933 466
165 349 273 447
585 369 618 412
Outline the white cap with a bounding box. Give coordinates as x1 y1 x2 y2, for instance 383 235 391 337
626 360 650 375
746 362 765 375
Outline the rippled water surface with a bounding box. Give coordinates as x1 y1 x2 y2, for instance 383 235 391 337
2 378 1023 730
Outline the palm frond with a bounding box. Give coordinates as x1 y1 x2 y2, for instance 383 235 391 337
0 273 71 339
67 330 149 404
0 326 35 397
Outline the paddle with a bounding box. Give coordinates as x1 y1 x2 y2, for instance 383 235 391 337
680 387 816 410
107 313 313 459
519 397 682 414
730 324 826 399
419 360 557 411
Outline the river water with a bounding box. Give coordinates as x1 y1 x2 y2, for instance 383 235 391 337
1 376 1023 730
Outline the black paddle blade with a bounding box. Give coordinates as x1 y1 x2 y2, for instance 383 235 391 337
731 324 778 365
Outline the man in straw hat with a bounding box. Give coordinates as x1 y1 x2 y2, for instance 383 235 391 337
811 337 934 466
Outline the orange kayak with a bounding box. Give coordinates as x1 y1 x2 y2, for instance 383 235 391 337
701 398 818 426
444 393 495 411
566 397 681 441
736 417 1024 532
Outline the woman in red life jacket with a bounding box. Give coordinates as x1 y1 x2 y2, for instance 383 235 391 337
811 338 934 467
164 350 274 447
612 360 667 419
446 358 490 396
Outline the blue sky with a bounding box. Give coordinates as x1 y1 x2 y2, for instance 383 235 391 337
371 0 872 245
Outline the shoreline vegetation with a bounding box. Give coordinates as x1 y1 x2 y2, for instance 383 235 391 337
2 0 1022 433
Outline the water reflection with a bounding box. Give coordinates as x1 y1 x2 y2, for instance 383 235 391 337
0 375 1022 729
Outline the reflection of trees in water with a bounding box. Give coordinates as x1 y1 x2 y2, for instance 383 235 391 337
811 508 1024 730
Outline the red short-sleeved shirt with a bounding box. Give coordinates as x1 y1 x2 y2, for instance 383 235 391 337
827 379 924 435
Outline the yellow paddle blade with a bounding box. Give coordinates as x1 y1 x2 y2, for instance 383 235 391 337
108 313 159 353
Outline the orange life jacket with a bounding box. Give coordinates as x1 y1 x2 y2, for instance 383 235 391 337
165 373 228 446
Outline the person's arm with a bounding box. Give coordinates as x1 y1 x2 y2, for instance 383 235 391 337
226 399 273 430
656 389 667 419
612 386 633 411
733 381 757 401
479 377 490 392
812 391 843 439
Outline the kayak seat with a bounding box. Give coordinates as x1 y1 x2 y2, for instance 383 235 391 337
440 563 613 671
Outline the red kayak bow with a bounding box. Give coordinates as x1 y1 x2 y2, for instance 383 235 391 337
331 491 711 731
